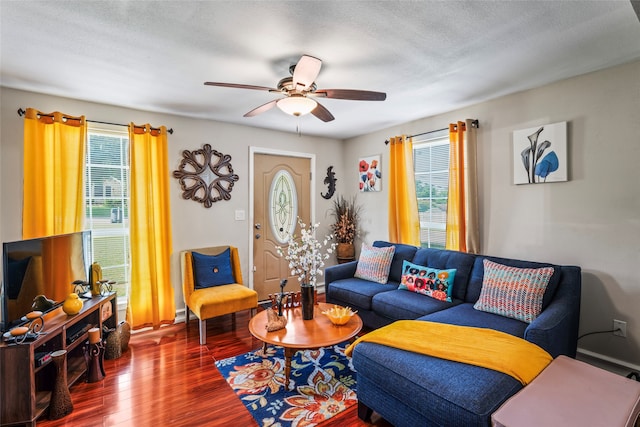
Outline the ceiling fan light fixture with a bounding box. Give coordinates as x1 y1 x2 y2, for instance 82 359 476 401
276 95 317 117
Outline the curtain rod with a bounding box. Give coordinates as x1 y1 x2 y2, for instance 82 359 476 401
17 108 174 134
384 119 479 145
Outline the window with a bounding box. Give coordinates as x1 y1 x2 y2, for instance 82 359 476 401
414 131 449 249
85 125 130 302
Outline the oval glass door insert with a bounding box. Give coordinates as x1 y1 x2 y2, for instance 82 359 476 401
269 169 298 244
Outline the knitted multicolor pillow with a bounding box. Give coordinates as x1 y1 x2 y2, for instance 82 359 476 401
354 243 395 284
398 260 456 302
473 259 554 323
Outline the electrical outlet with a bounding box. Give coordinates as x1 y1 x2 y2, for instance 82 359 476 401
613 319 627 337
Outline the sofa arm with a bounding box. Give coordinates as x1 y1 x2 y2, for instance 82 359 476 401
525 301 574 358
524 266 581 358
325 261 358 285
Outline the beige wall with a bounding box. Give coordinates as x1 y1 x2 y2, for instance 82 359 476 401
0 87 345 319
345 60 640 367
1 59 638 367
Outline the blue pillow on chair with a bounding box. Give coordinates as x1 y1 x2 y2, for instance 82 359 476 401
192 249 235 288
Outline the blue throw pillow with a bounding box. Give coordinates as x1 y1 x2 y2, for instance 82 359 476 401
192 249 235 289
399 260 456 302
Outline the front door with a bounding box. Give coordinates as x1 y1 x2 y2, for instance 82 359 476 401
253 153 311 301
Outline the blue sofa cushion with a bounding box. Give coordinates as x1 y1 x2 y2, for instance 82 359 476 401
466 255 561 308
373 241 418 283
419 303 528 338
372 289 459 321
352 341 523 426
326 277 397 310
411 247 476 301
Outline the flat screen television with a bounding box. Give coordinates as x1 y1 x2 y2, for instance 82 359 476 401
1 231 92 332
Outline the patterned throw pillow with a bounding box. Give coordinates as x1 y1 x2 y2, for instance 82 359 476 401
473 259 554 323
398 260 456 302
354 243 395 284
192 249 235 288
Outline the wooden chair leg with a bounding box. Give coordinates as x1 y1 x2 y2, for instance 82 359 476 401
199 319 206 345
185 306 190 329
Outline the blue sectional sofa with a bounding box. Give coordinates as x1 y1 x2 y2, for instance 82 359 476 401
325 241 581 427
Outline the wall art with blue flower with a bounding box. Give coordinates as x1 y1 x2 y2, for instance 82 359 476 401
513 121 568 185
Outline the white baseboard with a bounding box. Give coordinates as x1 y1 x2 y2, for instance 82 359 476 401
577 347 640 373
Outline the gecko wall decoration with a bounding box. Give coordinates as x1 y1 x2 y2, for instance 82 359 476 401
320 166 336 199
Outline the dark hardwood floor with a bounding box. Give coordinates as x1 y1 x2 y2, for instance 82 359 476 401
37 297 392 426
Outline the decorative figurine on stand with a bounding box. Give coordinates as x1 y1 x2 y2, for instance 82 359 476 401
72 280 90 295
266 279 288 332
83 328 106 383
32 294 55 312
8 311 45 344
276 279 287 316
97 279 116 296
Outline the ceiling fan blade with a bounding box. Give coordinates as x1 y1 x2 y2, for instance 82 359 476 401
310 101 335 122
314 89 387 101
292 55 322 90
244 99 278 117
204 82 276 92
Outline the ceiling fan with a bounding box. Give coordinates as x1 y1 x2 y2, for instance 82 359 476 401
204 55 386 122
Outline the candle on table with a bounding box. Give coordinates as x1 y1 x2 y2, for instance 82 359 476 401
88 327 101 344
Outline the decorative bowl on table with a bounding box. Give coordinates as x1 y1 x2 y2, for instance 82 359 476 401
322 305 357 326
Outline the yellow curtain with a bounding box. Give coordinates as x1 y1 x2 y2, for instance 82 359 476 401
126 123 175 330
388 135 420 245
446 120 480 253
22 108 86 239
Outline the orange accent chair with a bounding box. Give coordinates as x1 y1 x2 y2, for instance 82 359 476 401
180 246 258 345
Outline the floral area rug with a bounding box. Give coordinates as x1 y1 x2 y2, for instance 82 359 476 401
215 343 357 427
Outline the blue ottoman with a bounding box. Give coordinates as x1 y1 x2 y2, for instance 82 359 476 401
353 342 523 426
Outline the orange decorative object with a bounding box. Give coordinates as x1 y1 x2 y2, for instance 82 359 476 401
62 293 83 315
322 305 358 326
10 326 29 336
26 311 43 320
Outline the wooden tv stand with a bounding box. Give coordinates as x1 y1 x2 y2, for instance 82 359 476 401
0 293 117 426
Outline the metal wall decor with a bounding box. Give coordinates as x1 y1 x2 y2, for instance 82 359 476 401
173 144 239 208
320 166 336 199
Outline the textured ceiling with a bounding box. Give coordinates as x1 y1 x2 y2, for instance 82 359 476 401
1 1 639 139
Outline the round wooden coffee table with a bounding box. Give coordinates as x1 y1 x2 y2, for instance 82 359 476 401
249 302 363 389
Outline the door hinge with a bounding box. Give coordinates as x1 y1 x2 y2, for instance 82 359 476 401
310 171 312 181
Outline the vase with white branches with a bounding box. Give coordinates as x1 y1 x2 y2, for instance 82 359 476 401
276 218 336 319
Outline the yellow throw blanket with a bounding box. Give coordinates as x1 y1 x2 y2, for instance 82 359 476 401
345 320 552 385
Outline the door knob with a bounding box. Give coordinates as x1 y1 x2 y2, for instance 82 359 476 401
255 223 261 230
255 233 261 239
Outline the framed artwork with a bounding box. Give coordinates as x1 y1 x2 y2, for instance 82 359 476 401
359 155 381 192
513 121 567 184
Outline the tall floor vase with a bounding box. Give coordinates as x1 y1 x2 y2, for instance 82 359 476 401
49 350 73 420
300 284 315 320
